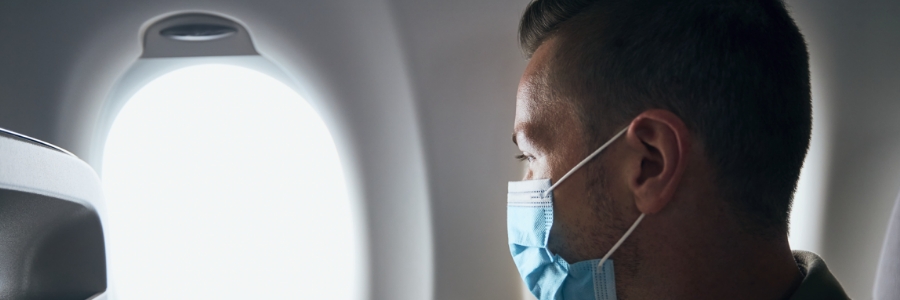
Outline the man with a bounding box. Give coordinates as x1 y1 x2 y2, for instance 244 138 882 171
506 0 850 299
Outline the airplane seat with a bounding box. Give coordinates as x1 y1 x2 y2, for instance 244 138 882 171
874 189 900 299
0 128 106 300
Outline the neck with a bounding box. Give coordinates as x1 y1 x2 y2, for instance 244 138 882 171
615 216 803 300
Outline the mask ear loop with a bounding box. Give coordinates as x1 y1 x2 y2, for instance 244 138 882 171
597 213 645 269
542 127 628 198
533 126 643 270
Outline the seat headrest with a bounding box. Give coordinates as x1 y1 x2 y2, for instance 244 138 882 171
0 128 102 208
0 128 107 300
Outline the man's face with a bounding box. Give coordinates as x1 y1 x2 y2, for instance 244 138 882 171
513 39 630 263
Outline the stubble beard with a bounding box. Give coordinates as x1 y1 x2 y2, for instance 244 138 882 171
578 162 642 299
545 161 642 298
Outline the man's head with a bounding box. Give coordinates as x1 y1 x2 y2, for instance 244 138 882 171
513 0 810 263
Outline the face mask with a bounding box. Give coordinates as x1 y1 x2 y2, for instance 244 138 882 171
508 127 646 300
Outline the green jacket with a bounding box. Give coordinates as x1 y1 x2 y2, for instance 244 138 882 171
789 250 851 300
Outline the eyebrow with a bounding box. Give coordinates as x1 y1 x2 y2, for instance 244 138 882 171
514 122 554 152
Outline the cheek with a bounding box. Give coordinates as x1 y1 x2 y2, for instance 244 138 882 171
547 172 600 260
525 158 552 181
521 165 534 181
552 173 595 225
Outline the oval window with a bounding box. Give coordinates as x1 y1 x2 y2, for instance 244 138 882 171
102 64 359 299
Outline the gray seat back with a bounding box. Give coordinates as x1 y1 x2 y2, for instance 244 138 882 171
0 128 107 299
875 190 900 299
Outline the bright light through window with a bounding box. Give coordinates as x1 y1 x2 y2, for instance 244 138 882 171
102 64 358 299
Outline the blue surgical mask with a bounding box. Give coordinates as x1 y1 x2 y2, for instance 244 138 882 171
508 128 646 300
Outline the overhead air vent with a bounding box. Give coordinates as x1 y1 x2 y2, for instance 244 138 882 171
142 13 257 58
160 24 238 41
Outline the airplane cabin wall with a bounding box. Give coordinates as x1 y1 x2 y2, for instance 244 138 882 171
387 1 527 299
787 0 900 299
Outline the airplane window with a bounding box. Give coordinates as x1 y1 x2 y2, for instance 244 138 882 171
101 64 358 299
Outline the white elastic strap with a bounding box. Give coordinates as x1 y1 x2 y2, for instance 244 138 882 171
597 213 645 269
543 127 628 197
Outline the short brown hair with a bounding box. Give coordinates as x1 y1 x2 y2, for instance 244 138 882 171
519 0 811 234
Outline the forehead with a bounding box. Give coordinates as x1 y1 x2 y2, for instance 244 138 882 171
514 39 580 149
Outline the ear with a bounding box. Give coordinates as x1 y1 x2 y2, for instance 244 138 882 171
624 109 690 215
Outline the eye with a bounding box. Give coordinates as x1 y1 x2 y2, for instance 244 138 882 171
515 154 533 162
